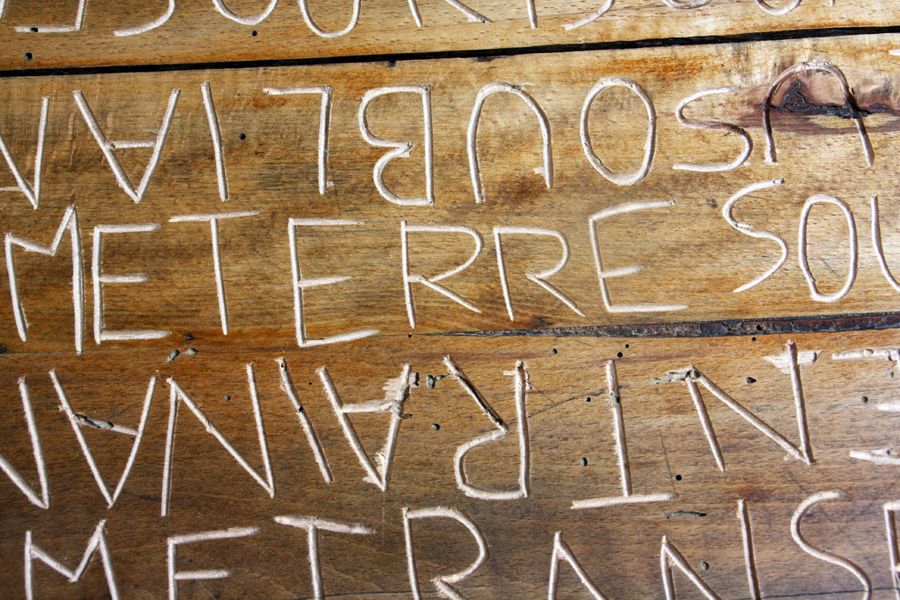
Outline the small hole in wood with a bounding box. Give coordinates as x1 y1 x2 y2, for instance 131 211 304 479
624 343 630 348
239 133 247 140
30 27 38 32
580 457 588 466
616 352 624 358
585 397 592 403
862 396 869 404
751 336 757 341
24 52 33 60
431 423 440 430
675 474 682 481
756 324 763 331
551 348 557 354
746 376 756 384
700 561 709 571
224 395 231 402
251 30 258 36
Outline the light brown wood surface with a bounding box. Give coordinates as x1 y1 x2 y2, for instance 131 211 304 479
2 34 900 352
4 17 900 600
0 0 896 70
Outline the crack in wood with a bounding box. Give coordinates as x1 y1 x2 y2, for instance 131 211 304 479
6 25 900 80
432 311 900 339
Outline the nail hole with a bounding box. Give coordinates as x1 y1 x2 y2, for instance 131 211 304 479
675 474 682 481
746 377 756 384
862 396 869 404
700 561 709 571
624 343 630 348
407 333 412 338
585 397 592 403
224 395 231 402
30 27 38 32
616 352 624 358
238 133 247 140
751 336 757 341
431 423 440 430
551 348 557 355
24 52 33 60
251 29 258 36
580 457 588 466
756 324 763 331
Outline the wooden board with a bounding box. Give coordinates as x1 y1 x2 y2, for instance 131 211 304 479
6 332 900 599
2 34 900 352
4 29 900 600
0 0 897 70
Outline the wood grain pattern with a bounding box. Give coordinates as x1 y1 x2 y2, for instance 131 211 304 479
2 34 900 352
4 28 900 600
4 330 900 599
0 0 895 70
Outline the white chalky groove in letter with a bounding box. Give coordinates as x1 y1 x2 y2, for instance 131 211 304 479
25 521 118 600
674 87 751 172
273 516 374 600
402 221 483 328
562 0 613 30
289 218 379 346
883 500 900 600
73 89 180 203
764 61 872 165
404 506 488 600
0 378 49 509
791 490 871 600
493 227 583 321
659 358 812 470
51 369 156 509
161 368 274 517
738 499 762 600
276 358 334 483
798 194 857 303
298 0 360 37
317 364 413 491
114 0 175 35
467 82 552 204
167 527 258 600
755 0 800 16
6 204 84 352
92 223 171 343
662 0 711 9
572 360 675 509
359 85 434 206
213 0 277 24
0 96 48 209
404 0 491 27
264 86 333 194
169 211 259 334
201 82 229 202
589 201 688 313
660 536 723 600
869 196 900 293
832 347 900 464
722 179 788 293
548 532 611 600
444 356 531 500
581 77 655 186
17 0 87 32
